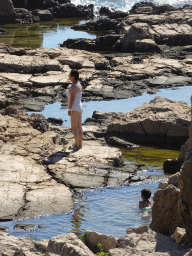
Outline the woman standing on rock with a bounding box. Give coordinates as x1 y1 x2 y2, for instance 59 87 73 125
66 69 83 150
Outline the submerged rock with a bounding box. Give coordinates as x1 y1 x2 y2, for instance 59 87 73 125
14 224 36 230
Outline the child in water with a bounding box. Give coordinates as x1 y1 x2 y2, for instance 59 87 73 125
139 188 152 209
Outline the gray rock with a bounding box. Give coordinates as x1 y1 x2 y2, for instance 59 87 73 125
107 136 139 148
54 3 93 19
28 113 49 133
47 117 63 126
120 23 153 52
134 38 161 53
0 226 9 231
180 152 192 242
36 9 53 21
84 230 119 253
110 225 188 256
72 18 118 31
150 184 184 236
107 97 190 148
0 0 16 22
47 233 95 256
14 224 36 230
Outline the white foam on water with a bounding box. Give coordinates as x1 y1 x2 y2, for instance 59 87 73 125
71 0 192 12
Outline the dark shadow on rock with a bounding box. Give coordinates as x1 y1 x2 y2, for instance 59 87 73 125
154 232 187 256
43 151 70 165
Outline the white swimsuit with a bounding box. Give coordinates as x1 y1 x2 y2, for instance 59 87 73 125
66 82 83 113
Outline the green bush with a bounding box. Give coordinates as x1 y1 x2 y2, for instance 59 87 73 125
78 235 85 244
96 243 109 256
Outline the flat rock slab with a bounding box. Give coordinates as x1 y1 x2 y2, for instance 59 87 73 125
0 54 62 73
47 139 129 189
29 72 69 86
0 73 32 83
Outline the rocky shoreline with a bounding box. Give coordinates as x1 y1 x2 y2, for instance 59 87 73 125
1 1 192 255
0 105 154 221
0 43 192 113
1 224 192 256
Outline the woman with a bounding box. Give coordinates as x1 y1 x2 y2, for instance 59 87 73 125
66 69 83 150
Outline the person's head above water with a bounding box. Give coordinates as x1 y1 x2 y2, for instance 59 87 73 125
69 69 79 82
141 188 151 200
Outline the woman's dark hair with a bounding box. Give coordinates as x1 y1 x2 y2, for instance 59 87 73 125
141 189 151 199
70 69 79 80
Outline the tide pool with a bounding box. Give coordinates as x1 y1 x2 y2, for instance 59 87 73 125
0 176 165 240
28 85 192 127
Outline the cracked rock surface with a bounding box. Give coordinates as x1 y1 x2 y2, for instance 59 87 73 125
0 106 146 220
0 44 192 112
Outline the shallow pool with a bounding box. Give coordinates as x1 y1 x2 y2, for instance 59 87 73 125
1 171 165 240
0 19 97 49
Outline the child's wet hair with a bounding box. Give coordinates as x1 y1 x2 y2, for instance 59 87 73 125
141 188 151 199
70 69 79 80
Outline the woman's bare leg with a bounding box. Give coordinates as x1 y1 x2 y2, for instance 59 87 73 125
77 114 83 148
71 111 82 148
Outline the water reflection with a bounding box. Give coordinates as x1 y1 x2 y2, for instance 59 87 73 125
0 178 164 240
0 18 97 49
122 147 179 167
71 196 87 235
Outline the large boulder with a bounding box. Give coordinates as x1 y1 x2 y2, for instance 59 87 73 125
150 182 184 236
107 97 191 148
119 23 160 52
180 151 192 242
0 0 16 22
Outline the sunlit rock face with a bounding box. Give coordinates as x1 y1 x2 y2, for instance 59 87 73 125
0 0 16 22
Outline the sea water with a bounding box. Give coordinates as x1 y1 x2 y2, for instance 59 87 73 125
0 0 191 240
72 0 192 13
28 85 192 127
